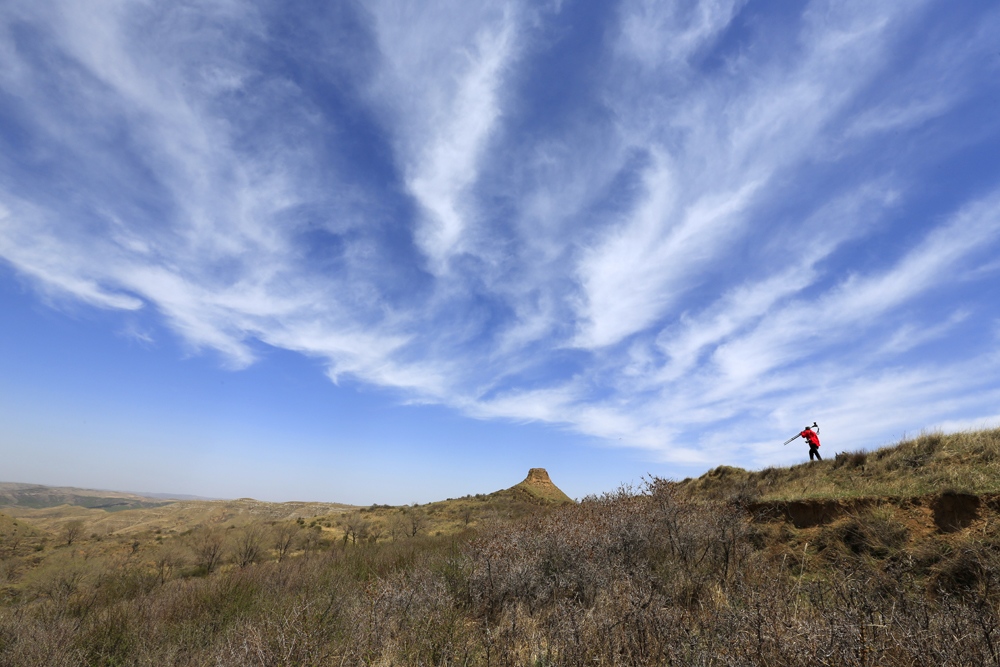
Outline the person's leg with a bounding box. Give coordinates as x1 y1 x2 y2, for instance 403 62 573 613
811 445 821 461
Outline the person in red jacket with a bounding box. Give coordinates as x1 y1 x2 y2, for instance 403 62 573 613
800 425 821 461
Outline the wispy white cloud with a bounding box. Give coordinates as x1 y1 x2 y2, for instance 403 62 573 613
0 199 144 311
711 190 1000 385
1 0 999 469
877 310 969 356
367 1 522 271
617 0 747 68
571 1 924 351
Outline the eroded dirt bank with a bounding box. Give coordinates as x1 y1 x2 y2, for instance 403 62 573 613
748 491 996 532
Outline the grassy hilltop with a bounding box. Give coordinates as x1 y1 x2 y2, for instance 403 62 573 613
3 435 1000 665
677 427 1000 501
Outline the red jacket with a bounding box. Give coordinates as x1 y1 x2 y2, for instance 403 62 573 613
800 429 820 446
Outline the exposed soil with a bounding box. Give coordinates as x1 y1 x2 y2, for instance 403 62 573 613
749 491 996 533
930 492 980 532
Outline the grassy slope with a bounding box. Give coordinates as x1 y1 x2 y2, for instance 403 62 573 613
675 428 1000 501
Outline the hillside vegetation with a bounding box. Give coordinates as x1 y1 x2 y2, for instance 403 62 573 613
2 439 1000 665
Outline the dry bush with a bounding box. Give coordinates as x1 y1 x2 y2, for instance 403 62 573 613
233 524 265 568
340 512 372 545
405 508 428 537
152 543 186 585
59 519 85 547
270 521 299 563
20 552 95 610
190 526 227 574
73 603 141 666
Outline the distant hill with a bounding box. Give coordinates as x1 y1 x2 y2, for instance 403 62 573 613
2 496 359 537
138 491 219 501
0 482 171 512
0 482 357 536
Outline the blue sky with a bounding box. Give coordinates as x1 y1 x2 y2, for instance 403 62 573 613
2 0 1000 504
